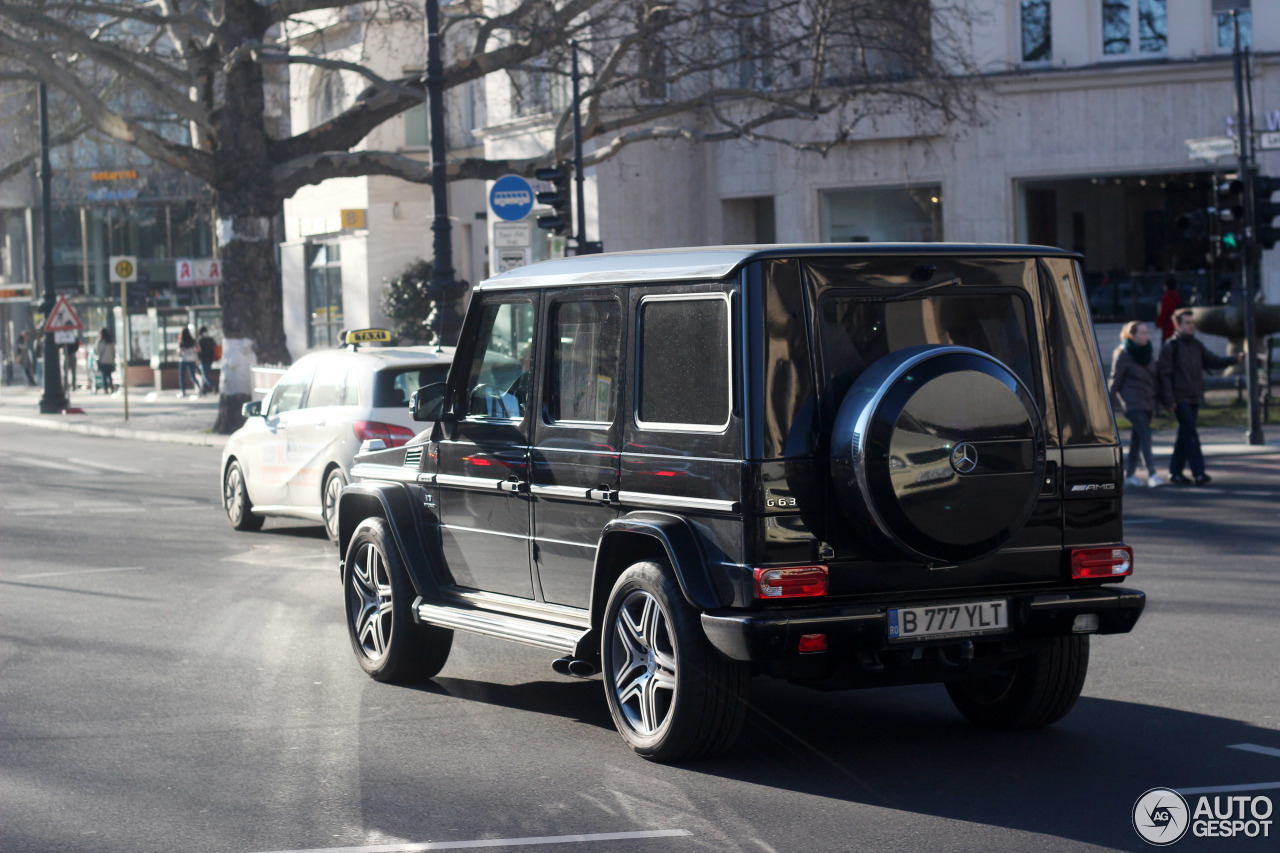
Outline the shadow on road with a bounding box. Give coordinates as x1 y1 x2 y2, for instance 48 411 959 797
391 672 1277 850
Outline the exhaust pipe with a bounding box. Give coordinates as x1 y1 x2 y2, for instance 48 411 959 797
568 658 597 678
551 657 598 678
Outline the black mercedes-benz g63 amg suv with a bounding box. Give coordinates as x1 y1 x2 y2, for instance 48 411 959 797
337 244 1144 762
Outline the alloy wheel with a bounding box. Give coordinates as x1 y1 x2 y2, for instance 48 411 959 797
349 543 394 662
609 589 678 737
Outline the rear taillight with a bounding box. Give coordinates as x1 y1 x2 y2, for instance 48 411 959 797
353 420 416 448
753 565 828 599
1071 546 1133 579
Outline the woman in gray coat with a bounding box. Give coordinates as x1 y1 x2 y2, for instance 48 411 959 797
1109 321 1161 488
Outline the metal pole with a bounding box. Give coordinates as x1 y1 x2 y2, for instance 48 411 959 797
1231 11 1263 444
572 41 587 250
120 280 129 419
425 0 455 343
37 81 66 414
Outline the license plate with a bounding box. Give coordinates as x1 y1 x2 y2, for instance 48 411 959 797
887 599 1009 642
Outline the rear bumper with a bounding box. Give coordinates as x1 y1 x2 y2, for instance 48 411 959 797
701 586 1145 667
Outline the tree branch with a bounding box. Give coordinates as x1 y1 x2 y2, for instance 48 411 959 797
0 120 91 185
0 30 216 182
230 43 424 101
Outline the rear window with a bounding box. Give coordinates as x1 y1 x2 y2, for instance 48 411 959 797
374 363 450 409
637 295 731 429
818 293 1036 423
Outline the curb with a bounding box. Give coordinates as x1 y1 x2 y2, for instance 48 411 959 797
0 414 228 448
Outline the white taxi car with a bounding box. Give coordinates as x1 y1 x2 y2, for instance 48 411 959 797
221 330 453 541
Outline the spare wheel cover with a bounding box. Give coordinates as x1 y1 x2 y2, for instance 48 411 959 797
830 345 1046 564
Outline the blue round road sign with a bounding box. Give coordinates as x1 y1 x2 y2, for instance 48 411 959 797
489 175 535 222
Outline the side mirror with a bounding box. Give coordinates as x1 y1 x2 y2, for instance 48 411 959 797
411 382 447 422
241 400 263 418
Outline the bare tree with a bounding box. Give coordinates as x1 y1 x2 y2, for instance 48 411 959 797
0 0 984 431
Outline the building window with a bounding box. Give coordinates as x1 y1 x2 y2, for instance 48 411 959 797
822 186 942 243
1021 1 1052 63
638 1 671 100
307 242 343 349
311 69 346 127
403 100 430 148
1103 0 1166 56
1217 9 1252 51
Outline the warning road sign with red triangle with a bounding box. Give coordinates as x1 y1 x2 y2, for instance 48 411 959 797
43 294 85 332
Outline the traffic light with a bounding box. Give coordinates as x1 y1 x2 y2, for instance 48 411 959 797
1255 174 1280 251
534 165 572 236
1214 178 1246 264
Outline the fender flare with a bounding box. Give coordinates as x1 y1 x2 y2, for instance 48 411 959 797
337 482 440 599
576 511 729 661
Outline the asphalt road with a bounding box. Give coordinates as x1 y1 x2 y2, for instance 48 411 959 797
1 431 1278 853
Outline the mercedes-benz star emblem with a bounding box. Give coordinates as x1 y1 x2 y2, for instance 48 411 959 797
950 443 979 474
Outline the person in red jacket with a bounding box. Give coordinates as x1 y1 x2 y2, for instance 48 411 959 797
1155 276 1181 342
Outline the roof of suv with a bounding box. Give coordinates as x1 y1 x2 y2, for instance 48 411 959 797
479 243 1082 290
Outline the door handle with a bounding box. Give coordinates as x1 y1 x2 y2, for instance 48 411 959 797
587 486 617 502
499 479 528 494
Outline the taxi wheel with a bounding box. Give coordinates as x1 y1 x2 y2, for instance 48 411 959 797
344 517 453 683
322 467 347 543
223 460 264 532
945 635 1089 730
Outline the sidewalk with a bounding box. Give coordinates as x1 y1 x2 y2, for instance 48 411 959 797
0 382 227 447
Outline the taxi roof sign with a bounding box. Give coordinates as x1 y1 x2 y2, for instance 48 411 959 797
345 328 392 347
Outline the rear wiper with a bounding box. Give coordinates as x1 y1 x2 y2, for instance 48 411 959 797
884 276 962 303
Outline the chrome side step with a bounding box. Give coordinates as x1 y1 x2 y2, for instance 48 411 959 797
413 597 586 654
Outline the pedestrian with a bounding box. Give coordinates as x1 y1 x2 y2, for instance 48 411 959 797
95 327 116 394
62 332 80 391
196 325 217 395
1109 322 1161 488
1156 309 1243 486
177 326 201 397
1155 276 1182 343
15 330 37 386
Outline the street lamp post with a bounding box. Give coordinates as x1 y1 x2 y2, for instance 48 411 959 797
37 80 67 414
423 0 463 346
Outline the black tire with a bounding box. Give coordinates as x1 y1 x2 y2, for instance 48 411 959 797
945 635 1089 730
322 467 347 543
223 459 264 532
344 517 452 683
601 561 749 762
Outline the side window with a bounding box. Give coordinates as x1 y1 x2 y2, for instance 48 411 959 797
548 300 621 424
462 300 536 419
637 295 730 429
306 366 348 408
267 363 314 418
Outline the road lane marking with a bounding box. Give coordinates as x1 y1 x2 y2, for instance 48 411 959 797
253 829 692 853
1177 782 1280 795
1230 743 1280 759
67 457 144 474
1125 518 1164 525
15 566 146 580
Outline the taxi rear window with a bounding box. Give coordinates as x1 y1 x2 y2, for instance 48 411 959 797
374 364 450 409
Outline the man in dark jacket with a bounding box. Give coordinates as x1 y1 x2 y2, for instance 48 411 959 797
1157 309 1242 485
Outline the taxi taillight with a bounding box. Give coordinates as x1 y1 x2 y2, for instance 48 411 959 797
354 420 416 448
1071 546 1133 579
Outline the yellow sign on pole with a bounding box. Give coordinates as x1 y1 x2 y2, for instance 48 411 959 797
109 255 137 283
340 209 367 229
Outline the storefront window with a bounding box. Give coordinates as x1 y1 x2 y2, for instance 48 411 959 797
308 242 344 349
821 186 942 244
0 210 29 284
1021 1 1051 63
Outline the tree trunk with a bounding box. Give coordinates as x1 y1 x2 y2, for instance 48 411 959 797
211 0 290 435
